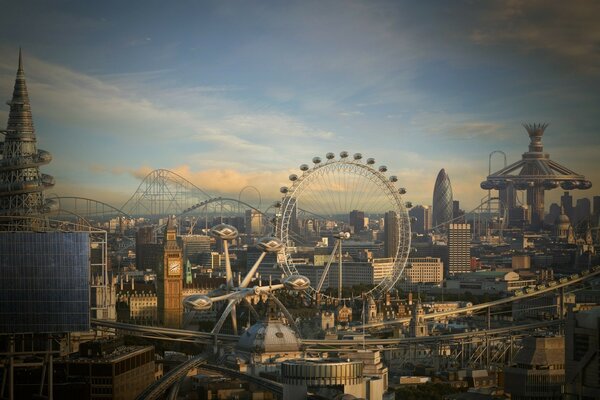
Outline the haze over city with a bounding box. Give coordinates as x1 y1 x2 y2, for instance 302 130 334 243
1 0 599 211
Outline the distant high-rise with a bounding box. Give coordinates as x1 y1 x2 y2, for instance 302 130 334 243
452 200 465 223
0 50 55 228
245 209 263 235
349 209 365 233
432 169 453 230
447 223 471 275
575 198 591 226
409 205 431 234
383 211 398 258
593 196 600 219
561 191 574 221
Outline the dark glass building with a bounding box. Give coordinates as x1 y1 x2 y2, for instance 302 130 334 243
432 169 453 230
0 232 90 333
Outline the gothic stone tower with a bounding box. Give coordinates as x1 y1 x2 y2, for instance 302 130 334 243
157 217 183 328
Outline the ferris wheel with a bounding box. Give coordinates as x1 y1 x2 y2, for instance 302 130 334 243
276 151 411 301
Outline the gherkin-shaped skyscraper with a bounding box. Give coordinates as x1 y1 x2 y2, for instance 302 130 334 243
432 168 453 230
0 50 54 228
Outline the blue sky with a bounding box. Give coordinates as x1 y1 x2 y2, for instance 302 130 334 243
1 0 599 211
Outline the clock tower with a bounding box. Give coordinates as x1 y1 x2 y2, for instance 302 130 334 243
157 216 183 328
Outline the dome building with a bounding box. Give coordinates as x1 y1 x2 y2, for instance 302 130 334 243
555 206 575 244
226 302 303 375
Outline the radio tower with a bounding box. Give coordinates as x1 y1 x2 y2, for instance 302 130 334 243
0 49 55 229
481 123 591 229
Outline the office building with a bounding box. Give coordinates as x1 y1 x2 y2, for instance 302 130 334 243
452 200 465 223
504 336 565 399
398 257 443 290
565 306 600 399
409 205 431 234
593 196 600 219
181 234 211 265
562 191 574 221
384 210 399 258
432 169 453 230
245 209 263 235
350 209 365 233
0 232 90 333
575 198 591 226
136 226 162 271
447 223 471 275
57 340 155 400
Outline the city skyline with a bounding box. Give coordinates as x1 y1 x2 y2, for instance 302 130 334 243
1 1 599 211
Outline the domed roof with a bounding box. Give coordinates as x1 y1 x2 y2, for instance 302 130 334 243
555 207 571 230
236 320 301 354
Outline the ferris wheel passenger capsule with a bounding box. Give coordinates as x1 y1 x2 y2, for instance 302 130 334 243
312 157 322 164
280 186 289 194
340 151 349 158
399 188 407 194
366 158 375 165
289 174 298 181
326 152 335 160
389 175 398 183
299 164 309 171
405 201 413 208
379 165 388 172
353 153 362 160
273 201 282 208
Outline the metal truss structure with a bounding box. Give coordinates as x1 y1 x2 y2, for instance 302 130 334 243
121 169 212 217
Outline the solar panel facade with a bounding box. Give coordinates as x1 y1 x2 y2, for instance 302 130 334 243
0 232 90 333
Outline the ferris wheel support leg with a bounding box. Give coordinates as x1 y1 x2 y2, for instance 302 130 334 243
316 240 340 293
223 240 233 289
240 252 266 288
267 293 301 337
211 298 239 336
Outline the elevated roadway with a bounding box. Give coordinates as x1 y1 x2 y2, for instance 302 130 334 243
353 265 600 330
136 354 207 400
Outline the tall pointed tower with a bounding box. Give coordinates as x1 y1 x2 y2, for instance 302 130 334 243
0 50 54 228
157 216 183 328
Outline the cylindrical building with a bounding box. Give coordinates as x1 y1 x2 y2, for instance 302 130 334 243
432 168 453 231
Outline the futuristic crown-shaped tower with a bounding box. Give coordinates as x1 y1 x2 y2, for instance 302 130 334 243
0 50 55 228
481 123 591 229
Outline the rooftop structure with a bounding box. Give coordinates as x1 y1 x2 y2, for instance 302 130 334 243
0 50 55 229
482 124 591 229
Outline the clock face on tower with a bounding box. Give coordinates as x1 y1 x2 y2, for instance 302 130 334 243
168 259 181 276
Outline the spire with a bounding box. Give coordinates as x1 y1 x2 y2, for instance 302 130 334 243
166 215 176 230
7 48 34 139
18 47 23 72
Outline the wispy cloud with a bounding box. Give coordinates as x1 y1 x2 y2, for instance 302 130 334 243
471 0 600 74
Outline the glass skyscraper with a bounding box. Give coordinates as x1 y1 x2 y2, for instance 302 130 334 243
432 168 453 230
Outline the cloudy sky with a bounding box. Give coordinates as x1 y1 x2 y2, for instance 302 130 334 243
1 0 599 211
